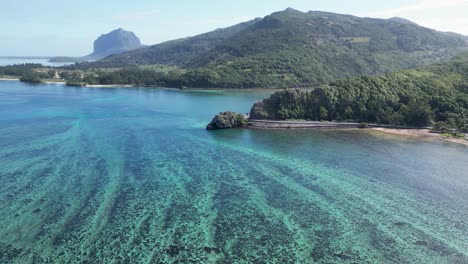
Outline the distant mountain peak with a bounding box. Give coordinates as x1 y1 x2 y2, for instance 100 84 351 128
276 7 303 14
87 28 143 60
388 17 418 25
112 28 130 33
49 28 144 63
285 7 299 12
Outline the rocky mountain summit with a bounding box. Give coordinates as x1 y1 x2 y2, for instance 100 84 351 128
86 28 143 60
49 28 143 63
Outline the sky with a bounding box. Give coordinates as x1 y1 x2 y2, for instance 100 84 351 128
0 0 467 56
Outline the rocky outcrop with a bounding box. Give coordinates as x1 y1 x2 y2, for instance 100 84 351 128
206 112 247 130
87 28 143 60
49 28 143 63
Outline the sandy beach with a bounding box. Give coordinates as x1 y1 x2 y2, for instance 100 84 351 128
85 84 136 88
1 78 66 84
371 127 468 146
0 78 136 88
249 119 468 146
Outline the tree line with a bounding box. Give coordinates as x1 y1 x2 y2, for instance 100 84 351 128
250 53 468 131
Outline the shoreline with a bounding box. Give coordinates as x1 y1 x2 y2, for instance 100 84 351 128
249 119 468 146
0 78 152 88
370 127 468 146
2 78 467 146
0 78 67 85
85 84 137 88
249 119 430 130
0 78 278 91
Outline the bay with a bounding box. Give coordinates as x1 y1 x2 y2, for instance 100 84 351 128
0 80 467 263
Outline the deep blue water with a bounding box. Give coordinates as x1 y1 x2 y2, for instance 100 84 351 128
0 80 467 263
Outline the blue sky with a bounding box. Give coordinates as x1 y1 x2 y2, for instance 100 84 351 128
1 0 467 56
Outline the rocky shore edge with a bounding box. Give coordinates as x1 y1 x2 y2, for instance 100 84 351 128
206 112 467 146
206 112 248 130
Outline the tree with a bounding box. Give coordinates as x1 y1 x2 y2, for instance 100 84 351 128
403 100 432 127
319 107 328 121
19 71 42 83
433 121 448 132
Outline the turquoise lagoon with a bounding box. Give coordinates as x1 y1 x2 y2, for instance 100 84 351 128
0 81 467 263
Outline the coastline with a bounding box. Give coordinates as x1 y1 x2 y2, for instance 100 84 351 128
249 119 468 146
370 127 468 146
0 78 142 88
2 78 467 146
85 84 137 88
0 78 66 85
0 79 276 91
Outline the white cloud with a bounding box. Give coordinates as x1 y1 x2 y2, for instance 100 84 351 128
367 0 468 17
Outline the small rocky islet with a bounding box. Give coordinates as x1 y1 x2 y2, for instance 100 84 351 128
206 111 248 130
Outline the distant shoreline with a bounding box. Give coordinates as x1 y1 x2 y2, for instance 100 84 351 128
0 78 277 91
1 78 467 146
0 78 139 88
0 78 66 85
0 56 53 59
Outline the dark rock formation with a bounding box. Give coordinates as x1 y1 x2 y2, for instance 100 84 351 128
49 28 143 62
86 28 143 60
206 112 247 130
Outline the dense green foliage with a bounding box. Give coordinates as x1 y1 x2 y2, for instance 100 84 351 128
19 71 42 83
78 9 466 88
0 64 43 77
93 68 183 86
206 111 247 130
0 64 60 83
250 53 468 130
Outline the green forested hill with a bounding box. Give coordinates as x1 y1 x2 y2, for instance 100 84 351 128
80 8 467 88
83 18 261 68
250 53 468 130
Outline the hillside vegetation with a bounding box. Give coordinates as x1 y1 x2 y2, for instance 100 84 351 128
250 53 468 130
83 19 261 68
78 8 467 88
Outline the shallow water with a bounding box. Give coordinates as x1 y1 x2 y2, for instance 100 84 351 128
0 81 467 263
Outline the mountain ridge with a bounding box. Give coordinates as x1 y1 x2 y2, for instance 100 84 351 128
78 9 467 88
84 18 262 67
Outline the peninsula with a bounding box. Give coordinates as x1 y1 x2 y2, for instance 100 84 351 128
207 52 468 145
